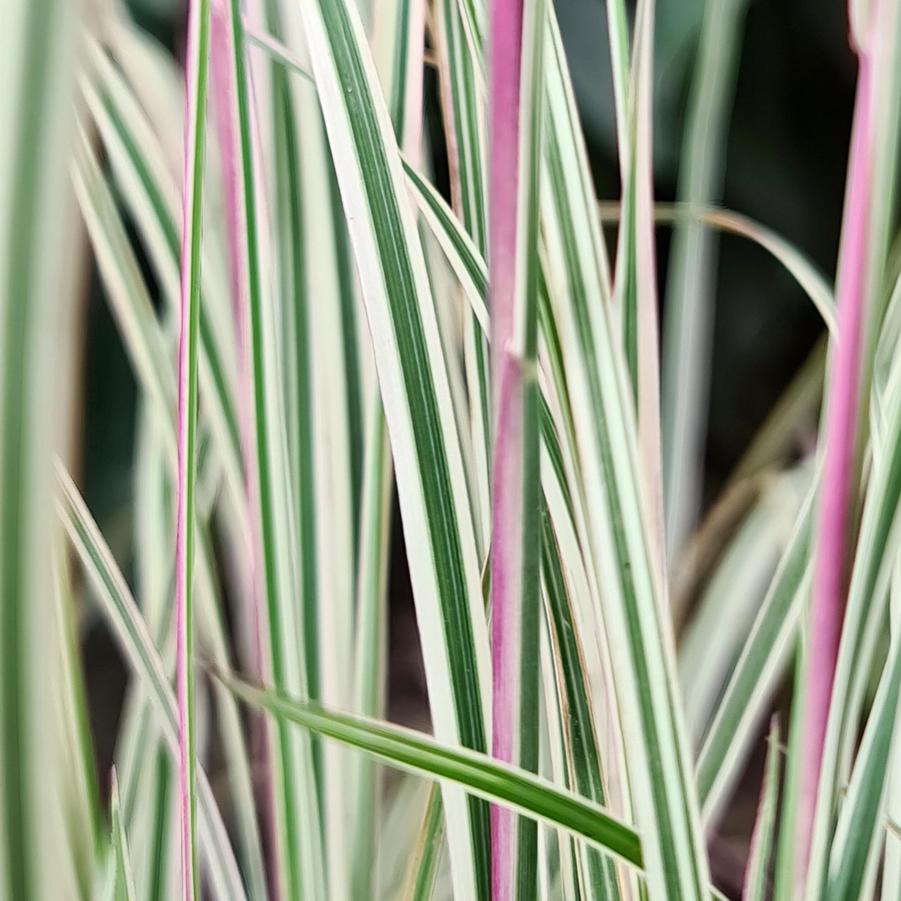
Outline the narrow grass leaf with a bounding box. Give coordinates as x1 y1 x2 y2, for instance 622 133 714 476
111 772 138 901
697 483 814 822
742 719 782 901
296 1 491 896
223 675 644 869
210 2 326 896
799 13 887 885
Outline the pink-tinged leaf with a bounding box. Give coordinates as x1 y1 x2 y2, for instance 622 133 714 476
795 28 876 885
489 0 524 891
489 0 543 897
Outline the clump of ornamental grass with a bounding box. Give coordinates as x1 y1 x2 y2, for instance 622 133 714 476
1 0 900 899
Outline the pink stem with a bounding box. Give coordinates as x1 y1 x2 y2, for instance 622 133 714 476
489 0 524 896
796 39 874 880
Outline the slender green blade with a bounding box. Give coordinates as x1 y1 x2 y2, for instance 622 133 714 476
742 720 782 901
297 1 491 896
541 502 622 899
111 773 138 901
223 675 644 869
212 3 327 897
697 483 814 821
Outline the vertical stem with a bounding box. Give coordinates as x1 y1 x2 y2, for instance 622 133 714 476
796 40 874 882
175 1 210 898
489 0 543 897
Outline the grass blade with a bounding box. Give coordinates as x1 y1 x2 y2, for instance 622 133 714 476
697 482 814 822
296 1 491 896
223 675 644 869
540 503 622 898
111 772 138 901
210 1 326 896
742 720 782 901
798 3 901 881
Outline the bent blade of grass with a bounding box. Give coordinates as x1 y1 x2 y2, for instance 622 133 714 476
599 202 837 335
412 170 629 887
260 5 322 732
269 14 373 893
300 74 361 901
223 675 644 869
56 465 247 901
546 63 710 901
296 1 491 897
406 141 630 885
347 0 418 890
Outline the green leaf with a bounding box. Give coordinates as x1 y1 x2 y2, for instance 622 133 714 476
110 772 138 901
222 674 644 869
742 720 782 901
296 0 491 896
